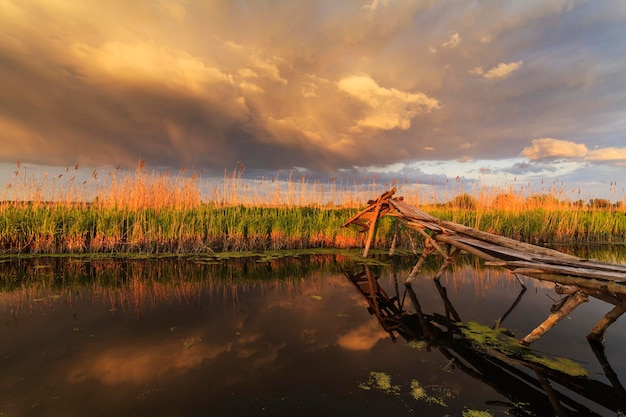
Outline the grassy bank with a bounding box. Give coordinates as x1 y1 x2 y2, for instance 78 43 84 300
1 202 624 255
1 163 624 254
0 204 373 253
429 206 626 245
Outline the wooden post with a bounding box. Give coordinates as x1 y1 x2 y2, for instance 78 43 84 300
405 245 435 284
388 219 398 256
587 302 626 342
362 201 382 258
520 290 588 346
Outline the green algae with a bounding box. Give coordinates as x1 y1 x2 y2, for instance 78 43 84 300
459 321 588 377
407 340 428 351
410 380 453 407
462 409 494 417
359 372 453 408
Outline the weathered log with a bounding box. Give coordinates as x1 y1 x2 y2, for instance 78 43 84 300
437 219 580 260
435 234 499 262
405 245 435 283
511 270 626 295
362 201 382 258
520 290 589 345
587 302 626 342
486 260 626 282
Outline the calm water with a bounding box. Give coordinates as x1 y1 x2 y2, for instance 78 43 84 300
1 250 625 417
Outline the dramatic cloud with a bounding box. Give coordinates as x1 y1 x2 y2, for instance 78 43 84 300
0 0 624 196
337 75 440 131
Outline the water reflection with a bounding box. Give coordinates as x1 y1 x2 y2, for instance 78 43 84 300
0 253 625 416
344 263 626 415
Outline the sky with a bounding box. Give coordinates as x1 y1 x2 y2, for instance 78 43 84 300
1 0 625 202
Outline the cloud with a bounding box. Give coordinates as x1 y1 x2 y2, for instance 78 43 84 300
586 147 626 164
521 138 588 160
442 31 462 48
521 138 626 166
0 0 624 193
337 75 441 132
71 41 233 95
470 60 523 79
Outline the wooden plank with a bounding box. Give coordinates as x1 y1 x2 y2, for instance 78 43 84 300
388 199 441 223
341 201 380 228
436 218 581 260
489 260 626 282
452 236 536 261
509 269 626 294
534 256 626 274
435 234 499 262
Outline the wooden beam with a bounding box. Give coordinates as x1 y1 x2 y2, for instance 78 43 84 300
362 201 382 258
587 302 626 342
438 219 580 260
520 290 589 345
435 234 499 262
488 260 626 282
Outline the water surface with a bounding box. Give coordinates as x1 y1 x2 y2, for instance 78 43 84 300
1 251 625 416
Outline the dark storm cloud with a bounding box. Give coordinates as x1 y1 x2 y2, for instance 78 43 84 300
1 0 625 184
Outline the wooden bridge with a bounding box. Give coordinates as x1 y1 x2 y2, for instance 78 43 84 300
342 188 626 344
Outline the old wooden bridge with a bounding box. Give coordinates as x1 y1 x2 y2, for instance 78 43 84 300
342 188 626 344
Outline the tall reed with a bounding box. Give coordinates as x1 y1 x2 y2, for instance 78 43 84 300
1 162 624 254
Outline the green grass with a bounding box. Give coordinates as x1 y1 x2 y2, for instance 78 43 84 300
0 204 372 254
0 203 624 254
429 206 626 245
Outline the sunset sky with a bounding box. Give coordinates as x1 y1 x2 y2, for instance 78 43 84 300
1 0 625 201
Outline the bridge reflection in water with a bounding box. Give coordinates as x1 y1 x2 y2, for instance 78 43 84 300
344 263 626 416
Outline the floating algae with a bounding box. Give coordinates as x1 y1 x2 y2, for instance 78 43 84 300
407 340 428 351
460 321 588 377
359 372 453 408
462 410 494 417
183 337 202 350
358 371 400 395
410 380 453 407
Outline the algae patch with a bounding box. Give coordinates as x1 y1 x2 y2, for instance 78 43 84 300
183 337 202 349
410 380 453 407
359 372 453 408
407 340 428 351
462 409 494 417
359 371 400 395
460 321 588 377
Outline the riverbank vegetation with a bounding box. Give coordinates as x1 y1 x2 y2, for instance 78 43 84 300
1 163 624 254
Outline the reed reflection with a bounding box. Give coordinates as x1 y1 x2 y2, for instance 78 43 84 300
1 253 625 417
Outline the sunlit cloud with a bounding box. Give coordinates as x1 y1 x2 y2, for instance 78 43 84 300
71 41 232 94
337 75 440 131
0 0 624 198
470 60 523 79
586 147 626 165
442 31 462 48
521 138 626 167
521 138 588 160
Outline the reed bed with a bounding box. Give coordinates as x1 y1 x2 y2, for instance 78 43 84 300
0 162 624 254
